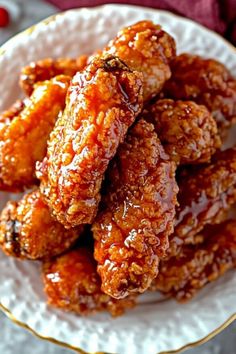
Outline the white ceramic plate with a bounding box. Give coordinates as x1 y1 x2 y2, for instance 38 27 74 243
0 4 236 354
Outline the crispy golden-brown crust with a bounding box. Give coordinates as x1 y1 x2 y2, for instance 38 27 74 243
152 220 236 301
42 248 136 316
92 119 178 299
106 20 176 101
164 53 236 132
20 56 88 96
0 190 81 260
0 100 26 192
143 99 221 164
0 100 25 123
37 56 143 228
171 148 236 255
0 75 70 191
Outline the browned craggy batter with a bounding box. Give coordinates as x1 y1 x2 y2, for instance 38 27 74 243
143 98 221 164
168 147 236 257
37 56 143 228
0 190 82 260
164 53 236 133
0 75 70 191
105 20 176 102
43 248 136 316
0 20 235 316
93 119 178 299
153 220 236 301
20 55 88 96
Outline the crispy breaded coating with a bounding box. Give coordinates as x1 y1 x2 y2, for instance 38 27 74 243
37 56 143 228
144 99 221 164
164 53 236 132
42 248 136 316
106 20 176 101
0 100 26 192
0 190 81 260
0 75 70 191
152 220 236 301
20 56 87 96
172 147 236 251
92 119 178 299
0 99 25 123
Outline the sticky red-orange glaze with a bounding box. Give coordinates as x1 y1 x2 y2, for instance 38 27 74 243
164 53 236 132
93 119 178 299
0 100 25 192
20 55 87 96
170 147 236 256
37 56 143 228
153 220 236 301
0 190 81 260
43 248 136 316
143 99 221 164
106 20 176 101
0 75 70 191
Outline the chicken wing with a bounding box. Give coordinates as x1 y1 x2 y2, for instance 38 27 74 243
106 20 176 101
163 53 236 133
0 75 70 191
143 99 221 164
170 147 236 256
92 119 178 299
37 56 143 228
20 55 87 96
43 248 136 316
153 220 236 301
0 190 81 260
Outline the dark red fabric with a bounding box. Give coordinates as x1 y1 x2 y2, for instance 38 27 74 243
45 0 236 45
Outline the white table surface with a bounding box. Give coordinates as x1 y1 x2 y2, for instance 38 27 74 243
0 1 235 353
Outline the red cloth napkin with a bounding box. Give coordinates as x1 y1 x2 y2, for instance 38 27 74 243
46 0 236 45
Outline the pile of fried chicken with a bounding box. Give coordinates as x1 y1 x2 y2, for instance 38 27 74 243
0 20 236 317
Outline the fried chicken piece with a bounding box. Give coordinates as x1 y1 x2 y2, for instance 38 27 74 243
92 119 178 299
43 248 136 316
0 190 81 260
163 53 236 132
0 75 70 191
172 147 236 253
37 56 143 228
0 99 25 123
106 20 176 101
152 220 236 301
0 100 26 192
20 56 88 96
143 99 221 164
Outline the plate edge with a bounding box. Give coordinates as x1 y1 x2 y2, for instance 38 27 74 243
0 4 235 354
1 301 236 354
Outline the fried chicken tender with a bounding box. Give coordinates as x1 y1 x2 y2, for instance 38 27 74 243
143 99 221 164
0 75 70 191
0 99 25 123
0 100 25 191
153 220 236 301
172 147 236 253
92 119 178 299
164 53 236 132
37 56 143 228
42 248 136 316
106 20 176 101
20 56 88 96
0 190 81 260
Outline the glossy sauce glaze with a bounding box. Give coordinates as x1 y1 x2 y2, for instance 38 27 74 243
153 220 236 301
37 56 143 228
0 75 70 191
93 119 178 299
43 248 136 316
